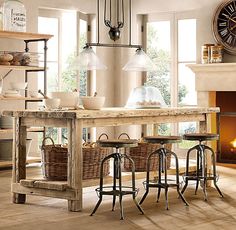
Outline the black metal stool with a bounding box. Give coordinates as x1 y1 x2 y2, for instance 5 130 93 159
181 133 223 201
139 136 189 210
90 139 144 220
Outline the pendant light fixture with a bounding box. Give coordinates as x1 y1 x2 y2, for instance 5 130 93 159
75 0 156 72
76 45 107 70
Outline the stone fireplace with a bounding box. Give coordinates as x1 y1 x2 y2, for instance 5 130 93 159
187 63 236 163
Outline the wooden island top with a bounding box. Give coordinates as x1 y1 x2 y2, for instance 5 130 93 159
2 106 220 127
1 106 220 212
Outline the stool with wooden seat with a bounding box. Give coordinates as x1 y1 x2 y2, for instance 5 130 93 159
181 133 223 201
139 136 189 210
90 139 144 220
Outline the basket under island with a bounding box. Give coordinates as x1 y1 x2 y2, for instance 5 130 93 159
1 107 220 212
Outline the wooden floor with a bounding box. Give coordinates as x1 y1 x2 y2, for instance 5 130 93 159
0 164 236 230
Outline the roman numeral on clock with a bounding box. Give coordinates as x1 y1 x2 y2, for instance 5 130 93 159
226 34 233 45
219 22 227 27
228 4 235 13
222 13 229 18
220 28 228 37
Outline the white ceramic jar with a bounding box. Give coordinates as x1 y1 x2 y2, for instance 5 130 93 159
3 0 26 32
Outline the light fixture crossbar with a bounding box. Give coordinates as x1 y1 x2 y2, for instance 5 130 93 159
86 42 141 49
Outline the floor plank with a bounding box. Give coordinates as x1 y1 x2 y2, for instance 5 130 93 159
0 164 235 230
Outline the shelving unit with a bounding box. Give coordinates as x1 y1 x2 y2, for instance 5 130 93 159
0 30 53 166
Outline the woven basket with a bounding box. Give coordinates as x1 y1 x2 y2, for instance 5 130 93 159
41 135 111 181
118 133 172 172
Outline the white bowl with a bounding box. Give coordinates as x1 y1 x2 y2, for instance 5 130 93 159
49 92 79 108
81 96 105 110
10 82 28 90
43 98 61 109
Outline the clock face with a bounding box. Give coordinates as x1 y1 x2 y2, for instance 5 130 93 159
213 0 236 54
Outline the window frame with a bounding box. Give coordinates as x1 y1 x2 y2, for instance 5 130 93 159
144 11 198 156
38 8 89 142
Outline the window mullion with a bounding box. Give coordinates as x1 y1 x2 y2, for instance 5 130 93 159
58 16 63 91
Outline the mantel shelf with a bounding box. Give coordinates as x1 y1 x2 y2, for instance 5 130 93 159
0 30 53 40
187 63 236 91
187 63 236 73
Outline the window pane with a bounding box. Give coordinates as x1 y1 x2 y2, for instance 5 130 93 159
178 63 197 105
61 12 77 92
146 21 171 106
38 17 58 62
178 19 196 62
38 16 59 92
79 19 87 96
46 62 59 91
178 122 197 149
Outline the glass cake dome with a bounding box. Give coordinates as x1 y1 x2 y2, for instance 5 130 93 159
125 86 167 109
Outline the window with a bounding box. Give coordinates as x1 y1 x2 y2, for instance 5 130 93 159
38 9 88 143
146 13 197 155
145 20 171 135
38 9 77 92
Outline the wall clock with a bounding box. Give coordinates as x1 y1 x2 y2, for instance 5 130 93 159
212 0 236 54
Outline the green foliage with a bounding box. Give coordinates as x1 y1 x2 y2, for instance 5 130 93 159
60 31 87 95
145 24 187 105
61 51 77 92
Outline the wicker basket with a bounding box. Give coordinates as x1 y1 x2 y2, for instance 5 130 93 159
41 135 111 181
118 133 172 172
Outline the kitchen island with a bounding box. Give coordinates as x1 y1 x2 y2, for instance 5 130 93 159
2 107 220 212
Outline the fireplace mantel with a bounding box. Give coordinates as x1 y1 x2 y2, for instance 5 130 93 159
187 63 236 91
187 63 236 162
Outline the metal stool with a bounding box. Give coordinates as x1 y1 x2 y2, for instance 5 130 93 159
181 133 223 201
139 136 189 210
90 139 144 220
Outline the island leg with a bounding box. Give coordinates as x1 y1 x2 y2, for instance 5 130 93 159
68 119 83 211
12 117 27 204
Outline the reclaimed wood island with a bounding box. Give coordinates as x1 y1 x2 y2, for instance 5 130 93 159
2 107 220 212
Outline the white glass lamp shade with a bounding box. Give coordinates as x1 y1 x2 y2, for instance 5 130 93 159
73 46 107 71
122 48 157 72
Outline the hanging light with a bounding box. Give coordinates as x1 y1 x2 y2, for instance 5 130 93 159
122 48 157 72
75 0 156 72
73 45 107 70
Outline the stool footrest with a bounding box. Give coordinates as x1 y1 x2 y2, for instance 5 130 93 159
183 173 219 181
95 186 138 197
143 180 181 188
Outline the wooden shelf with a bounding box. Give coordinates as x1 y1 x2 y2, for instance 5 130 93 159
27 127 44 132
0 129 12 134
0 129 13 139
0 65 44 71
0 30 53 40
0 96 44 101
0 127 44 133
